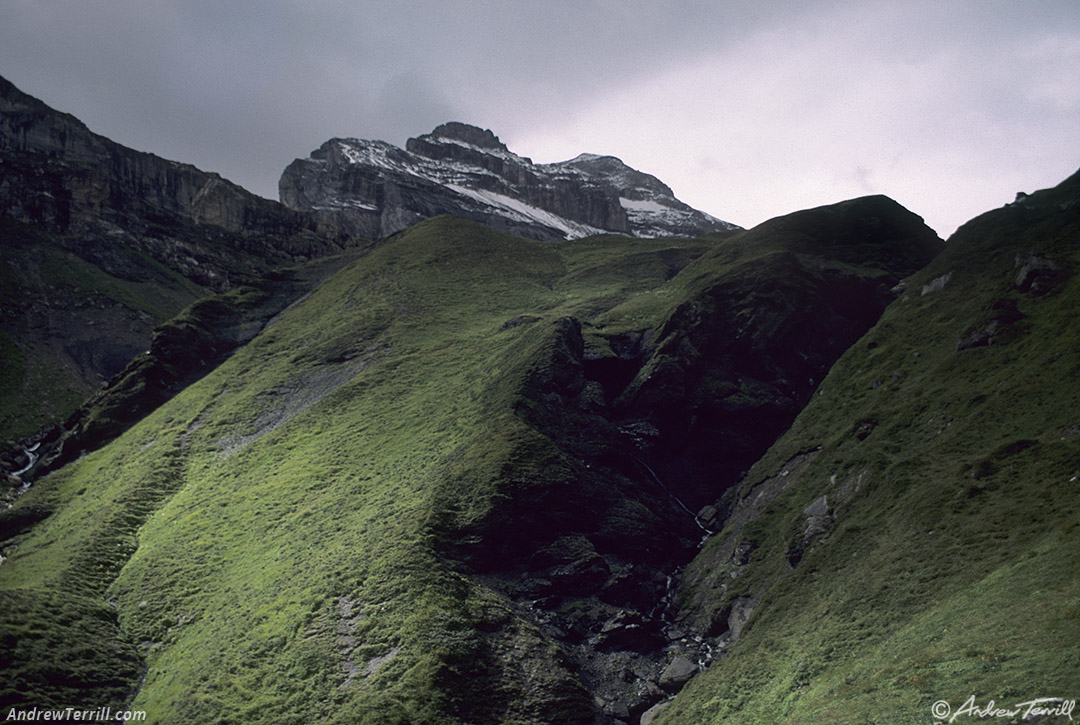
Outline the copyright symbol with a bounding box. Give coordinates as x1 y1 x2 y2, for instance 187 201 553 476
932 700 951 719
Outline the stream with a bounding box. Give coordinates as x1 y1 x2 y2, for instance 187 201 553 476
634 457 713 536
12 442 40 479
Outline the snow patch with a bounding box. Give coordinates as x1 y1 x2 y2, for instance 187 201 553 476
426 135 530 165
620 197 670 213
447 184 605 239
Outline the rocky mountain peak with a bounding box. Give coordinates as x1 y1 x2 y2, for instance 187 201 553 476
549 153 677 201
281 124 739 241
420 122 510 152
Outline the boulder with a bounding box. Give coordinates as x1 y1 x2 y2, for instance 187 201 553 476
1014 252 1061 295
640 701 670 725
659 656 698 691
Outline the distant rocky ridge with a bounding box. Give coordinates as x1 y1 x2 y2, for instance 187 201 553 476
0 75 354 441
280 121 738 241
0 75 347 288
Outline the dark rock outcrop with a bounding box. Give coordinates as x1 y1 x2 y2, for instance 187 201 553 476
612 195 944 510
279 122 739 241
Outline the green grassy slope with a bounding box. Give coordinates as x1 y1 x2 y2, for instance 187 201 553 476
0 218 723 721
663 174 1080 722
0 199 943 722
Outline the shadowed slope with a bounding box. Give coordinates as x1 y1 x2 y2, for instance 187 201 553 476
660 170 1080 723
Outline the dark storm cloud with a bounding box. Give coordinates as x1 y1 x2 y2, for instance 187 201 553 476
1 0 775 195
1 0 1078 235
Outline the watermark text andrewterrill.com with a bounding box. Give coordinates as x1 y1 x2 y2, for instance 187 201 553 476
5 707 147 722
932 695 1076 722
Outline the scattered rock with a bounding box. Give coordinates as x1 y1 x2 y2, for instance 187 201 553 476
728 596 757 641
957 320 999 351
665 627 688 641
731 540 755 566
853 418 876 441
957 297 1027 351
804 494 829 518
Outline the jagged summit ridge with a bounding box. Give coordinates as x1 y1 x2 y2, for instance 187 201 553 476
279 122 739 241
421 121 513 152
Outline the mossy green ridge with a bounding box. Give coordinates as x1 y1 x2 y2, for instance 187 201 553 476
0 198 940 722
664 171 1080 722
0 218 713 720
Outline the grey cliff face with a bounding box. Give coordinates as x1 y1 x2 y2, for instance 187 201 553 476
0 74 348 285
279 122 739 241
0 74 353 441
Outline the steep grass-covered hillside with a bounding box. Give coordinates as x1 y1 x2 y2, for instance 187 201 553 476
661 172 1080 722
0 219 714 720
1 199 940 722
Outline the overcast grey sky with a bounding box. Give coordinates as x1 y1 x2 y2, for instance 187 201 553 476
2 0 1078 238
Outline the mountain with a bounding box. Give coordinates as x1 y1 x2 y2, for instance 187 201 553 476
0 75 354 443
0 195 940 721
279 121 738 242
3 73 1076 724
